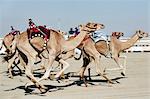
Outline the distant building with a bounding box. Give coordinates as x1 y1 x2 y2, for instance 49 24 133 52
120 37 150 52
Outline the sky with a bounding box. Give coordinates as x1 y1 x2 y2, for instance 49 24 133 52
0 0 149 37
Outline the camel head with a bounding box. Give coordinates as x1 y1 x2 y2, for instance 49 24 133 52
0 33 17 56
79 22 105 33
85 22 105 30
57 30 67 35
112 32 124 39
136 30 149 38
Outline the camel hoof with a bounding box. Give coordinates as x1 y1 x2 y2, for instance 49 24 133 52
40 88 47 94
103 68 106 73
108 80 115 84
25 83 31 89
40 84 47 90
8 76 13 79
85 83 88 87
121 72 125 76
55 77 61 83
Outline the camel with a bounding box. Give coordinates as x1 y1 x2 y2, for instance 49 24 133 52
0 33 27 78
56 30 148 85
102 30 148 74
55 33 120 86
1 22 105 92
77 30 148 81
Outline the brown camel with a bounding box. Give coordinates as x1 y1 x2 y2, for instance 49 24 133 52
0 30 67 79
56 30 148 85
77 30 148 80
101 30 148 74
1 22 105 92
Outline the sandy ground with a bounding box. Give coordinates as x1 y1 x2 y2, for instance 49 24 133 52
0 53 150 99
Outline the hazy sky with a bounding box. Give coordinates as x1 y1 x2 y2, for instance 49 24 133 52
0 0 149 37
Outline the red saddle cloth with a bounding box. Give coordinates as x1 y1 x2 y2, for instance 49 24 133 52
38 26 50 40
27 26 50 41
9 30 20 36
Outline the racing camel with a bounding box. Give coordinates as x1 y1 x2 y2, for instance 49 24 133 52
0 22 106 92
78 30 148 81
56 30 148 85
57 32 124 85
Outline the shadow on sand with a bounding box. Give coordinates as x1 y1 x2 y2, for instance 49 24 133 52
3 74 126 95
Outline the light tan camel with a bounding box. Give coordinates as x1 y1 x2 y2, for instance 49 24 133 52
56 33 118 86
0 30 68 79
1 22 105 92
102 30 148 74
78 30 148 80
56 30 148 84
0 33 27 78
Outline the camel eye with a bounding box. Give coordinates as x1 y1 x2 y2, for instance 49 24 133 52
94 24 97 27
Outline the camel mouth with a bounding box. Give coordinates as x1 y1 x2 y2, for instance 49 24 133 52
146 33 149 37
0 53 6 56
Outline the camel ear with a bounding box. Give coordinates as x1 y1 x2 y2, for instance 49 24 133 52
112 32 115 36
139 30 141 33
112 32 114 36
86 22 91 26
94 24 97 27
122 32 124 36
79 24 82 27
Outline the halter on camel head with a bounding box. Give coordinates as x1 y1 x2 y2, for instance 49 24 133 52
1 29 19 56
136 30 148 38
85 22 105 30
112 32 124 39
79 22 105 33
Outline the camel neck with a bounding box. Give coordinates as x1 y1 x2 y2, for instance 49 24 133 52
62 30 88 52
121 33 140 50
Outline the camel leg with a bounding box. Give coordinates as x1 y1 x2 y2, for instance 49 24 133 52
7 53 18 79
25 59 46 92
105 55 127 76
94 55 114 84
55 59 70 78
39 56 47 72
38 52 56 82
120 55 127 76
85 42 113 84
13 59 22 76
79 57 90 87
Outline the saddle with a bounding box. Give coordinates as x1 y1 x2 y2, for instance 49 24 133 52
27 26 50 50
27 26 50 41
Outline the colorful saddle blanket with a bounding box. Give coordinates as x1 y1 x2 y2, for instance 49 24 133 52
27 26 50 41
9 30 20 36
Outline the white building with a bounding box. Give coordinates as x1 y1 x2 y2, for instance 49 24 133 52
120 37 150 52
